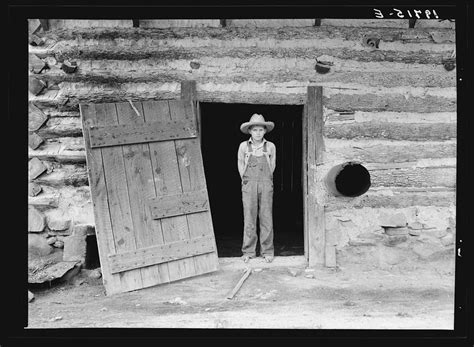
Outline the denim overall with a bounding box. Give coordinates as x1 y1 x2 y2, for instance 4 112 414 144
241 142 274 257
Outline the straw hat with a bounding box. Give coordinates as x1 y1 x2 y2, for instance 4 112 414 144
240 113 275 134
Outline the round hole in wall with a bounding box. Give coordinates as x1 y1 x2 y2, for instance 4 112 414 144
325 162 371 197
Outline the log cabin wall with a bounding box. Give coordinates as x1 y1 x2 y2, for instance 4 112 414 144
28 19 456 267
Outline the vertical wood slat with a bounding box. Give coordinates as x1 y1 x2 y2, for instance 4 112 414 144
116 102 170 287
302 104 308 261
80 104 122 295
307 86 325 267
145 100 197 281
181 80 200 142
180 80 219 273
98 103 144 291
170 99 219 275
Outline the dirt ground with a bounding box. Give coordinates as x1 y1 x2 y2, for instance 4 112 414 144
27 256 455 330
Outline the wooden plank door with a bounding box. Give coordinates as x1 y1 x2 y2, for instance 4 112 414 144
80 98 219 295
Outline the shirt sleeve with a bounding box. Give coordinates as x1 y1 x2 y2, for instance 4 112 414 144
237 142 246 178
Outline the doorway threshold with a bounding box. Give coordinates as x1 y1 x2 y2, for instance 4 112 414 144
218 255 307 271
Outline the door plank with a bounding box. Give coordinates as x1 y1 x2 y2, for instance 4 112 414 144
170 100 219 275
79 103 123 295
96 103 144 291
88 118 197 148
108 235 216 274
116 101 170 287
148 190 209 219
142 100 197 282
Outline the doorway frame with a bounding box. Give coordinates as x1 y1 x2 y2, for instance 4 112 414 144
184 81 326 266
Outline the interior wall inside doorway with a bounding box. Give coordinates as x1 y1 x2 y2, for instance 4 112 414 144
200 103 304 257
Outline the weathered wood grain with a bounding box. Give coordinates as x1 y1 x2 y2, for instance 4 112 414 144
369 166 456 188
306 86 325 267
169 98 219 275
31 82 457 110
108 235 216 274
28 137 86 163
325 139 456 163
116 101 171 287
29 157 47 180
325 94 456 113
142 99 198 282
325 122 456 141
33 164 88 187
148 190 209 219
29 132 44 150
88 117 197 148
95 102 144 293
37 117 83 138
79 103 124 295
29 103 48 132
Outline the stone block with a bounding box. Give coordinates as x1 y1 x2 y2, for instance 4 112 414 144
53 240 64 248
28 206 45 232
408 228 421 236
72 224 95 237
384 227 409 236
47 236 57 245
379 211 407 227
412 242 449 260
440 233 454 246
28 233 53 258
435 228 449 238
47 215 71 231
63 234 87 264
383 235 408 247
408 221 423 230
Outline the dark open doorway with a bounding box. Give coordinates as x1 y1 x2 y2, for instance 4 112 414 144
200 103 304 257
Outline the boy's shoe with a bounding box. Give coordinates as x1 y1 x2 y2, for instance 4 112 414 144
242 255 251 263
264 255 274 263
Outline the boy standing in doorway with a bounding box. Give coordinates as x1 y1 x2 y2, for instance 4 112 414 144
237 114 276 263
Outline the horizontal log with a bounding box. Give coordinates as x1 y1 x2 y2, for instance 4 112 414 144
325 111 456 124
43 26 454 45
33 46 454 67
325 139 456 163
28 137 86 163
33 164 88 187
30 81 456 109
28 185 92 220
37 58 456 89
88 117 197 148
369 166 455 188
48 19 133 29
108 235 216 274
322 19 455 30
325 188 455 211
37 117 83 138
324 122 456 141
227 19 315 27
325 93 456 113
148 190 209 219
139 20 221 28
32 27 455 64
